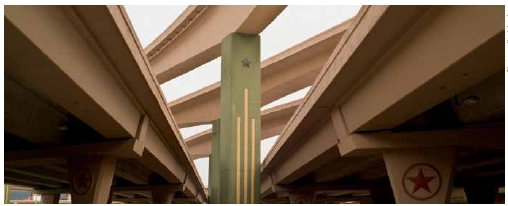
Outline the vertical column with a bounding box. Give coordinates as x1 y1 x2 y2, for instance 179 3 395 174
383 147 457 203
41 194 60 204
369 177 395 203
464 178 499 203
219 32 261 204
151 186 176 204
67 155 117 204
288 192 316 204
209 120 221 204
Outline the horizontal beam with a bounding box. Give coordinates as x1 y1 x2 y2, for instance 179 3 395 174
34 184 184 195
116 160 151 185
148 5 286 83
339 5 505 132
267 118 340 184
4 167 69 184
339 126 504 156
185 99 301 159
112 197 197 203
5 5 141 138
4 139 144 167
112 184 184 192
5 172 63 188
273 182 370 193
263 5 505 179
313 156 383 183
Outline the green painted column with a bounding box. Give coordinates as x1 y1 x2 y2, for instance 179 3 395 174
219 32 261 204
209 119 221 204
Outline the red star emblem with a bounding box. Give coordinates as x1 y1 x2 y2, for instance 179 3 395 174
406 167 436 193
295 197 307 204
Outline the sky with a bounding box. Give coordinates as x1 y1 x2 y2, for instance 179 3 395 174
124 5 361 187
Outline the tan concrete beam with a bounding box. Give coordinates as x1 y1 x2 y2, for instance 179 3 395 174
266 118 340 184
116 160 151 185
260 174 273 199
107 6 207 198
185 99 301 160
4 167 69 184
339 126 505 157
338 5 505 132
6 5 206 198
313 156 383 183
62 5 207 198
147 5 286 83
5 5 141 138
112 197 197 204
139 125 186 183
169 20 351 128
4 139 144 167
112 184 184 193
4 172 63 188
263 5 504 177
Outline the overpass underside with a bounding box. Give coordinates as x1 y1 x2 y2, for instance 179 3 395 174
3 4 506 204
4 5 207 204
260 5 505 204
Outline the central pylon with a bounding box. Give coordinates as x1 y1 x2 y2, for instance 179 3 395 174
212 32 261 204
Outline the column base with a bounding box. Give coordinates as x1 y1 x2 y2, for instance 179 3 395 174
383 147 457 203
67 155 117 204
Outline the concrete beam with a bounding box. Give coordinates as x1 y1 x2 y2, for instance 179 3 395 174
4 167 69 184
338 5 505 132
62 5 206 199
185 99 301 160
5 5 142 138
147 6 286 83
339 126 505 157
169 20 350 128
4 139 143 167
263 5 504 180
267 117 340 184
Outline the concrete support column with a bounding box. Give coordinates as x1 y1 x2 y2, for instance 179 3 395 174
369 177 395 203
219 32 261 204
151 186 176 204
107 190 113 204
383 147 457 203
288 191 316 204
67 155 117 204
209 120 221 204
464 178 499 204
41 194 60 204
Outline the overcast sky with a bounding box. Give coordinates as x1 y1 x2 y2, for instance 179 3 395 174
124 5 361 187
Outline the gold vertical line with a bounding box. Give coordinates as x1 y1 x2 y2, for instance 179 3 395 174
243 88 248 204
236 117 241 204
251 118 255 203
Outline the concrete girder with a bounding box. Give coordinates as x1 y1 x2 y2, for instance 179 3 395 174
147 5 287 83
169 20 351 128
185 99 302 160
4 5 140 138
261 5 505 191
263 5 504 172
5 5 207 202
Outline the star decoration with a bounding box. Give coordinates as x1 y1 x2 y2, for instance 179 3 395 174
73 169 93 194
295 197 307 204
242 57 251 68
406 167 436 193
